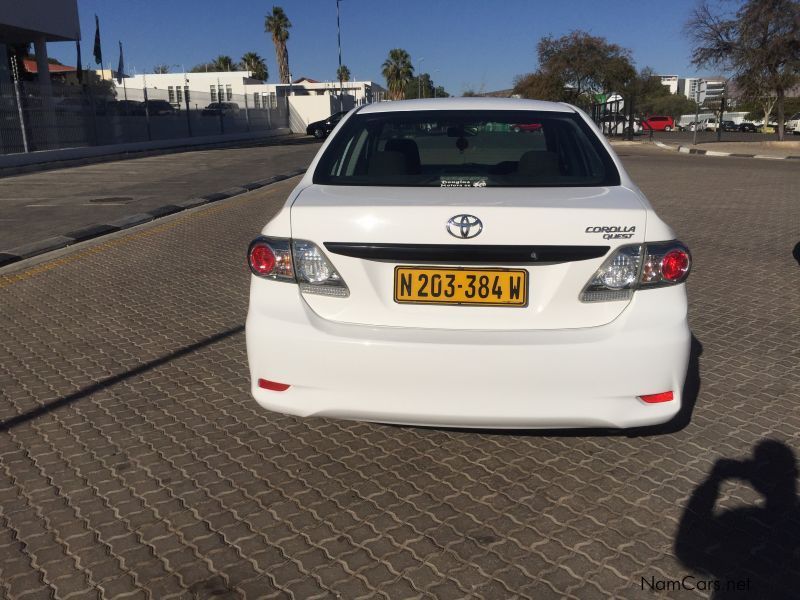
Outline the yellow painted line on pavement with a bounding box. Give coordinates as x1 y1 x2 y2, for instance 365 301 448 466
0 181 290 290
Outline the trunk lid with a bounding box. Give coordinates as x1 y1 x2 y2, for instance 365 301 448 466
290 185 646 330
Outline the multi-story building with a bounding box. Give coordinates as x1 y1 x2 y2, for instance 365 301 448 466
658 75 679 95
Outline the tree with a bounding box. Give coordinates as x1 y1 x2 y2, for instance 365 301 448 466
265 6 292 84
211 55 235 72
513 31 636 107
337 64 351 83
688 0 800 139
241 52 268 81
153 64 170 74
381 48 414 100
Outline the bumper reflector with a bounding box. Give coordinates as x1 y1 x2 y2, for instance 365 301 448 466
639 391 674 404
258 378 291 392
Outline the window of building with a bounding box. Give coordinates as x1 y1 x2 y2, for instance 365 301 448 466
168 86 175 103
268 92 276 109
253 92 260 108
176 86 183 103
210 85 217 102
225 84 232 101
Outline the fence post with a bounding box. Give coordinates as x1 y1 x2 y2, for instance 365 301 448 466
12 80 30 153
184 90 192 137
243 93 250 132
626 97 634 141
142 85 152 141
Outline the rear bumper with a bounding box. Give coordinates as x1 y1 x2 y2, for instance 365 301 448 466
246 281 691 429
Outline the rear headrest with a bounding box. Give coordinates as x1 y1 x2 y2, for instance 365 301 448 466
384 138 421 174
368 151 408 176
517 151 560 178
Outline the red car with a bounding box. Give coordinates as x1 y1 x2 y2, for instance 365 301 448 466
641 116 675 131
511 123 543 132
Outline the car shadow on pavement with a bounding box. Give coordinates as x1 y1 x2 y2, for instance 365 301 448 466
0 325 244 433
410 334 703 439
792 242 800 265
674 439 800 599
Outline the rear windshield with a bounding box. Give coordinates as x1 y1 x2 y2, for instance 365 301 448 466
313 109 619 187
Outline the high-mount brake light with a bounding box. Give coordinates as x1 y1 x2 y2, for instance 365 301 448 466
580 241 691 302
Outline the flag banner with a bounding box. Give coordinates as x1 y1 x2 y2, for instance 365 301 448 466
116 41 124 84
93 15 102 65
76 41 83 83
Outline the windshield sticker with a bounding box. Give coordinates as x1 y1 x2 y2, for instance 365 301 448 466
440 177 488 188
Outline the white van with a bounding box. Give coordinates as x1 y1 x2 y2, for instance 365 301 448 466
786 112 800 134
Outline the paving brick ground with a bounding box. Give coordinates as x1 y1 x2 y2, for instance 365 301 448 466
0 146 798 599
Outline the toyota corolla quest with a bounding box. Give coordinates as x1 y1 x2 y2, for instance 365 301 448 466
246 98 691 429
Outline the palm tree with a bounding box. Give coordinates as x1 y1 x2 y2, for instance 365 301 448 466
265 7 292 84
337 65 351 83
241 52 268 81
211 55 235 72
381 49 414 100
153 64 170 74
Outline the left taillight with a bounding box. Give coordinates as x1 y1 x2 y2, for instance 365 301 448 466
248 236 349 296
248 237 294 281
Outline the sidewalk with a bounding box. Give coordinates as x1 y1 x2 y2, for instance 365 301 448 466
653 139 800 160
0 136 320 265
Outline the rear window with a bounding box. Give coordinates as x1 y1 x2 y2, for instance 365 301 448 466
313 110 620 187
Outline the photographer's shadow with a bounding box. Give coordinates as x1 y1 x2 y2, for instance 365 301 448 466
675 440 800 599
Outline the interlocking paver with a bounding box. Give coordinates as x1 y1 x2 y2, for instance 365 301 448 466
0 147 798 598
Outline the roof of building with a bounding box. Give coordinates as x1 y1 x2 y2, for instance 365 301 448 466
293 77 320 84
359 97 574 114
22 58 76 74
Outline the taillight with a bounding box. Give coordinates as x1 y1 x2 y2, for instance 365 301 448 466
248 237 294 281
248 236 349 296
580 241 691 302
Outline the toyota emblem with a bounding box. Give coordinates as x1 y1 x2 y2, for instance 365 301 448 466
446 214 483 239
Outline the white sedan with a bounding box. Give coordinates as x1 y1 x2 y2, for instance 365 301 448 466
246 98 691 429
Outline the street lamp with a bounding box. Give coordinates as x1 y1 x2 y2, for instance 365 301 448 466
336 0 344 111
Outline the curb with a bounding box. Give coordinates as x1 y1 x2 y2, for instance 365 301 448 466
653 140 800 161
0 168 306 269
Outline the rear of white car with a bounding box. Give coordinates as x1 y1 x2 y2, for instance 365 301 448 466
246 98 691 429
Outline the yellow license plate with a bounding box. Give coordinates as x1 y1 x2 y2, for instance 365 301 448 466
394 267 528 306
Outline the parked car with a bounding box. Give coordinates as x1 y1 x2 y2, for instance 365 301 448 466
144 100 178 116
641 116 675 132
721 120 738 132
246 98 692 429
738 122 758 133
700 118 718 131
786 112 800 134
511 122 543 132
201 102 240 116
105 100 146 116
306 111 349 138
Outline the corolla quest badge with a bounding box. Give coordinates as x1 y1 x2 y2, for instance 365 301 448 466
447 214 483 239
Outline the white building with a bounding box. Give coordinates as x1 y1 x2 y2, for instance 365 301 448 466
119 71 386 111
658 75 679 95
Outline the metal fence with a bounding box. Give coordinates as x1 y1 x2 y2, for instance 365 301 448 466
0 80 289 155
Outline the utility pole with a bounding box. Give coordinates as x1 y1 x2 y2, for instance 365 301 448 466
417 57 424 99
336 0 344 111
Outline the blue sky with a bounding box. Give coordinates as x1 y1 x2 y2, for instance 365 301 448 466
49 0 710 94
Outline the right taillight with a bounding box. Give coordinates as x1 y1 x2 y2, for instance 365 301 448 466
580 241 691 302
